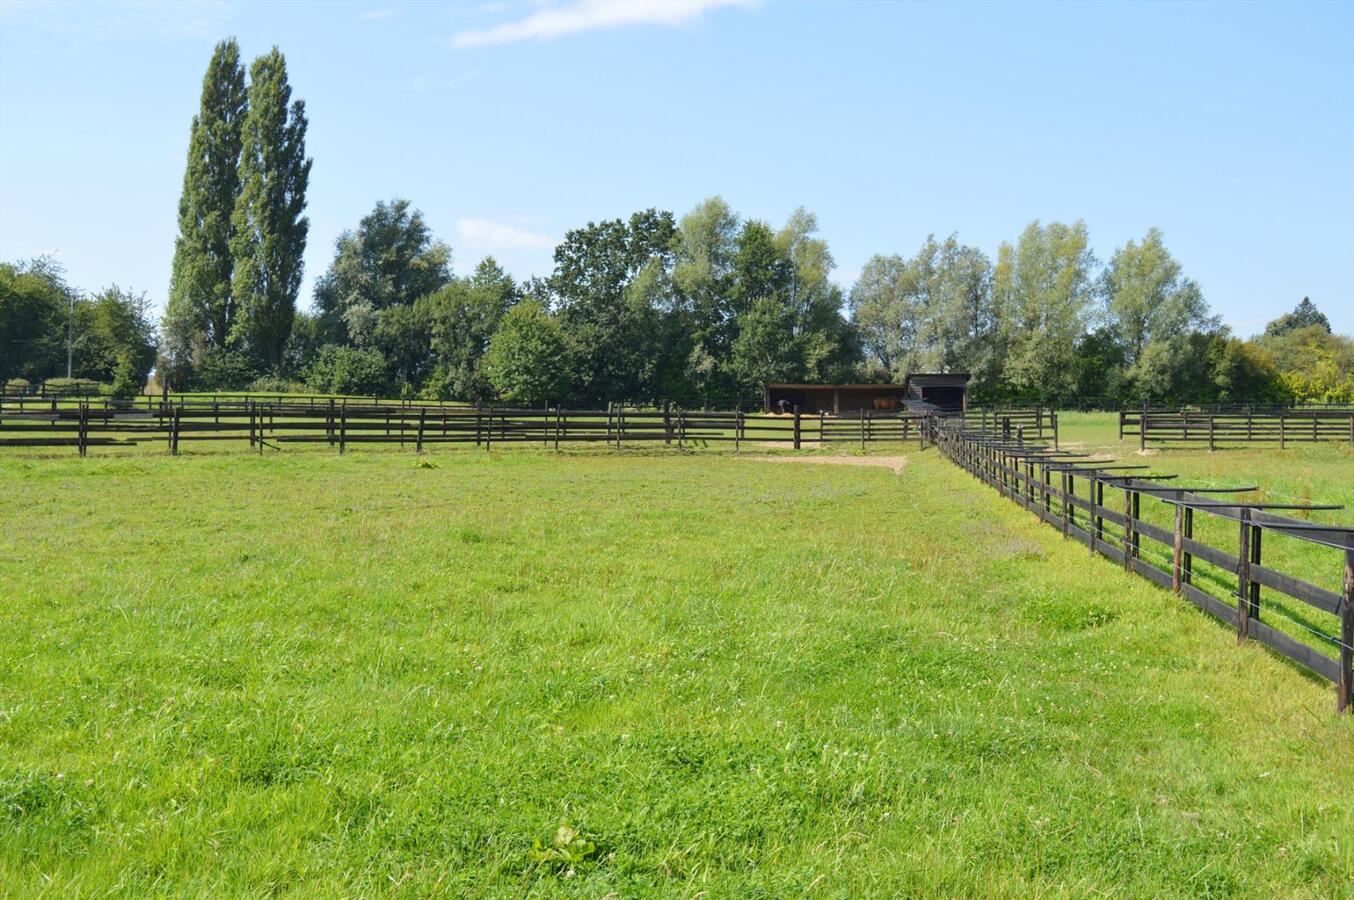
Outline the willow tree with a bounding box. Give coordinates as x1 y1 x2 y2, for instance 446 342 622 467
229 47 311 371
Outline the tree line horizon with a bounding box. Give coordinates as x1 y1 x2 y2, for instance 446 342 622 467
3 39 1351 407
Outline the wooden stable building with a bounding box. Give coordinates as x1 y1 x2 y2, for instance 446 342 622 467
763 374 970 415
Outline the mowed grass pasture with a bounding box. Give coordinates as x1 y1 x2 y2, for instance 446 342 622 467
2 414 1352 895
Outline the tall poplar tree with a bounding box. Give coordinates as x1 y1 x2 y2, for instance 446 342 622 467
230 48 311 371
164 39 247 354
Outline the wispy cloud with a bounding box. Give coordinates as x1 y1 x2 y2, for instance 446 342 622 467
457 218 557 251
0 0 237 42
451 0 757 49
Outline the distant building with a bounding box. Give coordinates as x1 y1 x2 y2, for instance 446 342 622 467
763 374 970 414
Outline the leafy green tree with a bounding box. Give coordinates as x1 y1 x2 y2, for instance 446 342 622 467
282 309 322 378
1071 327 1128 407
1257 325 1354 402
725 213 859 390
484 300 571 403
230 48 311 372
304 345 388 395
165 39 247 355
848 254 913 374
850 235 994 384
419 258 519 400
673 196 740 392
313 198 452 346
1100 227 1218 401
549 209 677 402
993 220 1097 402
1208 337 1286 402
71 286 158 386
1264 297 1331 337
730 296 803 388
729 220 793 314
775 209 859 383
0 258 72 380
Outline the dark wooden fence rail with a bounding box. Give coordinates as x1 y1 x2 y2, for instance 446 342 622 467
0 398 933 456
930 415 1354 713
1121 407 1354 450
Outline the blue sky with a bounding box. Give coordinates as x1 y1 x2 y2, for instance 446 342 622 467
1 0 1351 336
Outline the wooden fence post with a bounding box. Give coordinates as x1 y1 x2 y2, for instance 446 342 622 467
1061 471 1071 538
1182 506 1195 586
1095 479 1105 551
1208 416 1215 452
735 410 743 453
859 408 865 450
663 401 672 445
1279 413 1286 449
1086 475 1099 555
1172 493 1184 594
416 408 425 453
1122 485 1134 572
1052 411 1059 451
1237 510 1253 644
1140 413 1147 452
1118 410 1124 441
1339 549 1353 714
793 406 802 450
1249 520 1262 621
339 409 347 454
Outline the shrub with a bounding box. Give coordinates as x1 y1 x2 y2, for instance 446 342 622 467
109 351 144 400
303 345 389 396
248 375 308 395
3 377 31 395
190 348 259 391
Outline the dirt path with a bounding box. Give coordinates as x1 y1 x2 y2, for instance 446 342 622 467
745 454 908 475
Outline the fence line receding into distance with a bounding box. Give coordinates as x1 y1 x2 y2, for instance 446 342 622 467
930 415 1354 714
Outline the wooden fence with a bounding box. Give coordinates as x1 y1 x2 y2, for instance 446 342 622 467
1121 407 1354 450
932 415 1354 713
0 397 932 456
964 406 1058 440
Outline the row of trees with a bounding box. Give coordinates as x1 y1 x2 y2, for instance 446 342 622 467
5 40 1352 406
850 226 1353 405
232 196 859 404
0 259 157 396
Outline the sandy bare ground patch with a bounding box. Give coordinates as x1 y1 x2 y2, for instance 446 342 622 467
745 454 908 474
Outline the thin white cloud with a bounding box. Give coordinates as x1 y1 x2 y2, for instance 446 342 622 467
451 0 757 49
457 218 557 251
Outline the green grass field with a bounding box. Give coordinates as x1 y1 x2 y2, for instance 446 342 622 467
2 416 1352 895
